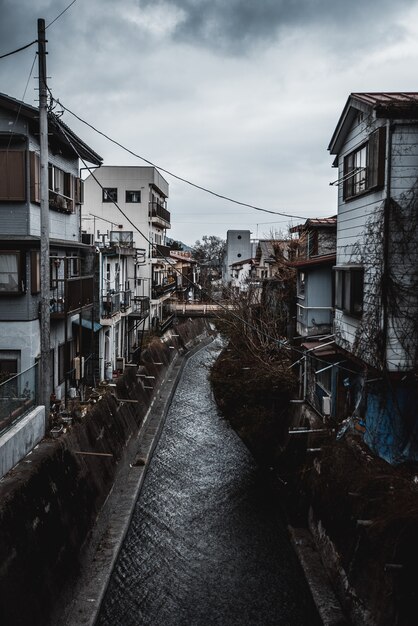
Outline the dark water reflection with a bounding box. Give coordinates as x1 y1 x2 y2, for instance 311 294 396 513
97 340 320 626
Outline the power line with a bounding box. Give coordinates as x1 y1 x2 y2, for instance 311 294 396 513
51 115 371 380
46 0 79 29
0 1 78 61
48 91 311 221
0 40 37 60
6 54 37 151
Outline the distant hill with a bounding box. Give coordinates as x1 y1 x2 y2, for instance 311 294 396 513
166 238 193 253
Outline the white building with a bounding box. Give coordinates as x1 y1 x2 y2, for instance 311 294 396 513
222 230 252 285
83 166 175 336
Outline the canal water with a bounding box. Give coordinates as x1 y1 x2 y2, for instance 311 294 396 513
97 339 320 626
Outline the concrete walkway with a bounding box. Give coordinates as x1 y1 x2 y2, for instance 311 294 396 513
61 337 214 626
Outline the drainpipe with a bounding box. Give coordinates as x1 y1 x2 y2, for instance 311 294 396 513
381 120 393 370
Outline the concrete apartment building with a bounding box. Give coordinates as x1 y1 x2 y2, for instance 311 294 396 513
82 166 174 344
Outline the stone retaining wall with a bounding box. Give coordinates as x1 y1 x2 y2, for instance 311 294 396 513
0 318 210 626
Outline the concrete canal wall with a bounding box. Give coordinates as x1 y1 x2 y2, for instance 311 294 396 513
0 318 212 626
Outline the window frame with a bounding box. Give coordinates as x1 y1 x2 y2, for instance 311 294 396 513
0 250 24 295
335 266 364 317
125 190 141 203
343 126 386 201
297 270 305 298
103 187 118 203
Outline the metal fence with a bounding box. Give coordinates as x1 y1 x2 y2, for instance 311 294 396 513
0 363 39 436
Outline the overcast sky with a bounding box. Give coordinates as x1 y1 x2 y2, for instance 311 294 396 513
1 0 418 245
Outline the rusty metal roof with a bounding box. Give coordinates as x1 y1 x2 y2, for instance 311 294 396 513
351 92 418 107
329 92 418 154
290 216 336 233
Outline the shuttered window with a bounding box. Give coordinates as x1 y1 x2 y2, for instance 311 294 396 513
343 126 386 200
29 152 40 203
0 150 26 201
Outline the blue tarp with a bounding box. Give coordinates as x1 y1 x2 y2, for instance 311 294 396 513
364 384 418 465
72 318 102 332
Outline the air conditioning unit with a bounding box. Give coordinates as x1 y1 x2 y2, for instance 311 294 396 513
74 356 85 380
322 395 331 416
82 232 94 245
116 357 125 371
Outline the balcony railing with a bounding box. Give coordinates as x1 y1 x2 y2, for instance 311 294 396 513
152 279 177 299
129 296 150 318
121 289 132 312
50 275 94 317
49 190 74 214
101 290 121 318
149 202 171 227
0 363 39 436
110 231 134 247
152 244 171 259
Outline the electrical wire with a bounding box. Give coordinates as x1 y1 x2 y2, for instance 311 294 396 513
0 0 78 61
46 0 79 29
48 92 313 221
6 54 37 152
0 40 37 60
51 113 384 381
55 113 378 383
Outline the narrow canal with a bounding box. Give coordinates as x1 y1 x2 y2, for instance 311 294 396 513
97 339 320 626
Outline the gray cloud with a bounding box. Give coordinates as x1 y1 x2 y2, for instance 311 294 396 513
139 0 414 54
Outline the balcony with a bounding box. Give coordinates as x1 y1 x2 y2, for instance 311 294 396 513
49 190 74 214
50 275 94 317
149 202 171 229
120 289 132 313
152 244 171 259
101 290 121 318
129 296 150 319
110 231 134 248
152 279 177 300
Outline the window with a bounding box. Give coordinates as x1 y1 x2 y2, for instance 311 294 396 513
297 271 305 297
126 190 141 203
103 188 117 203
343 127 386 200
335 267 364 317
0 150 26 201
48 165 75 212
0 251 22 294
58 344 65 384
0 350 19 388
307 231 318 257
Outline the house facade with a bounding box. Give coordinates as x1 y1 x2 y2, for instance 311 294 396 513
290 217 336 337
0 93 102 396
326 92 418 463
0 92 102 474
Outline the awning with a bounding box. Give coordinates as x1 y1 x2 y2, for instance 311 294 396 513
72 318 102 332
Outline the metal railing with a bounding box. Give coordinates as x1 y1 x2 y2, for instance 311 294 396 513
50 275 94 316
149 202 171 226
101 290 121 317
130 295 150 317
121 289 132 312
0 363 39 436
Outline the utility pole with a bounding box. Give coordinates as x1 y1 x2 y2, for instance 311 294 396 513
38 18 51 417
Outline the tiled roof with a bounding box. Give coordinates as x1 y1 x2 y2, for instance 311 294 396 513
0 92 102 165
290 216 336 233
